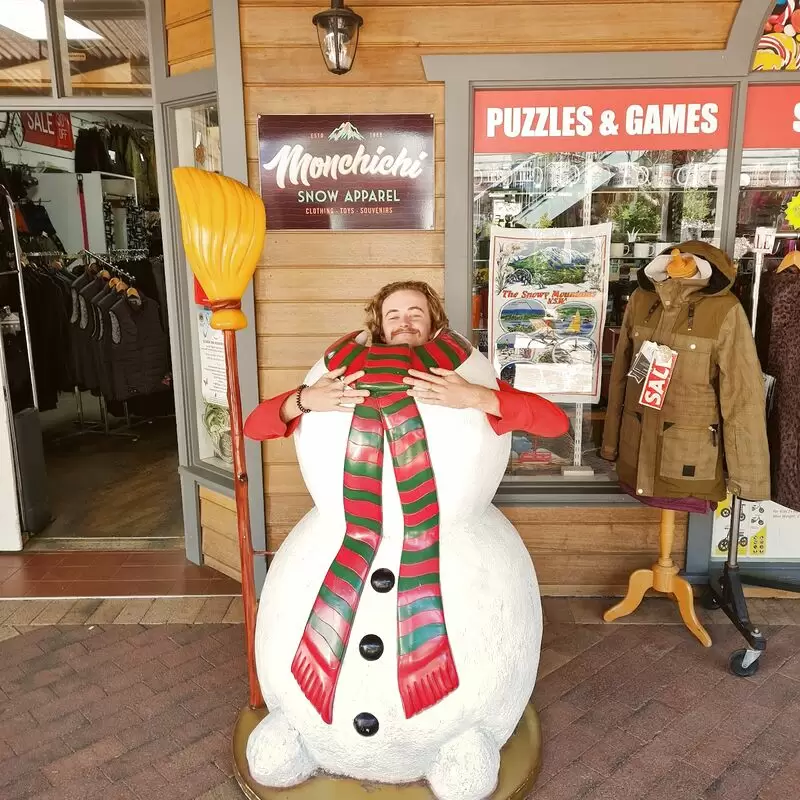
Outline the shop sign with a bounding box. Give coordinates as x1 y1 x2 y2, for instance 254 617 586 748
488 222 611 404
474 87 732 154
21 112 74 151
257 114 434 230
743 85 800 149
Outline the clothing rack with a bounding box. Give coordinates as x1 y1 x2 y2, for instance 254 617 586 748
27 247 149 444
705 229 800 677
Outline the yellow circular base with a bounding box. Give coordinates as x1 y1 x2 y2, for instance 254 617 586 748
232 704 542 800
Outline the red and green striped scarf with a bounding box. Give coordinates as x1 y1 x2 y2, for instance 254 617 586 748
291 329 473 723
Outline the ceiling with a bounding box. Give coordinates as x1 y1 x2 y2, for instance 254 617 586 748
0 1 150 91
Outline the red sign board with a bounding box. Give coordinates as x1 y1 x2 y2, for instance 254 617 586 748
474 87 733 154
257 114 435 230
22 112 74 151
743 85 800 149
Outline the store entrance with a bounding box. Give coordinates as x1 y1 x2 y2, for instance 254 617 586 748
0 109 181 551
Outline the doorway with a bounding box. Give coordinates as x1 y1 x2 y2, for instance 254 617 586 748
0 107 181 550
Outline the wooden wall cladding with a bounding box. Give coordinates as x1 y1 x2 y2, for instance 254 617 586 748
262 501 688 596
240 0 732 593
165 0 215 76
199 487 240 581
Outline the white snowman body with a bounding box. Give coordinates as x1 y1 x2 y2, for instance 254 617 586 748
248 341 542 800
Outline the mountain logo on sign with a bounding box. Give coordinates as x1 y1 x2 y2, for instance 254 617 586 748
329 122 365 142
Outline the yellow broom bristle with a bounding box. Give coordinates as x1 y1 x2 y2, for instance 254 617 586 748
172 167 266 330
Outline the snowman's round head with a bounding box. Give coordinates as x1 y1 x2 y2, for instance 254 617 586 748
365 281 448 348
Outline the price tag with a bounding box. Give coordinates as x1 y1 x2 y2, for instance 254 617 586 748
639 343 678 410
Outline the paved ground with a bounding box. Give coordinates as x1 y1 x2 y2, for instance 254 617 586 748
0 597 799 799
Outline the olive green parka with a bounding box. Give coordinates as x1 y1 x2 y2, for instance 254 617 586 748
601 241 770 502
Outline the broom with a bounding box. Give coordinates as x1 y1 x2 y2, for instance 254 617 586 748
172 167 266 709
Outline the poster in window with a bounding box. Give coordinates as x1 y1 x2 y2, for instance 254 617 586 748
488 223 611 404
197 309 232 465
711 494 800 561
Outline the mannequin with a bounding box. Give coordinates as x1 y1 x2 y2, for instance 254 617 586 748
604 248 711 646
602 240 770 647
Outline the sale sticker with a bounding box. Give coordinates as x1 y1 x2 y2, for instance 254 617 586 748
473 86 733 154
638 342 678 410
22 111 74 151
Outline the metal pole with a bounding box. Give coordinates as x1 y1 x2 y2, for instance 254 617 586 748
750 250 764 338
728 495 743 569
1 187 39 410
573 403 583 467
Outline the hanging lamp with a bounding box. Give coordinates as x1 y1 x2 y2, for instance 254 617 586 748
312 0 363 75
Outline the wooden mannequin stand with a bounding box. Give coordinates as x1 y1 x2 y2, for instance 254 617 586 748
604 509 712 647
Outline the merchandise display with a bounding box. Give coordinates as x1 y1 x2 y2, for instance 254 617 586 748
601 241 770 505
755 266 800 513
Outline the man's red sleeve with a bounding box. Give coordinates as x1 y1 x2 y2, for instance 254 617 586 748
487 381 570 438
244 389 302 441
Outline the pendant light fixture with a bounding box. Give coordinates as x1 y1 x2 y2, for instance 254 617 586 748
312 0 363 75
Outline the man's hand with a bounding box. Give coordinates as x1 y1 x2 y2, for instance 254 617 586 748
303 367 369 413
280 367 368 422
403 368 500 415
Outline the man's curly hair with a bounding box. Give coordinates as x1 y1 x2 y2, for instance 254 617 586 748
364 281 449 343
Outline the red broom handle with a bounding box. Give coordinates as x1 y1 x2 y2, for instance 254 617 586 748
223 328 264 710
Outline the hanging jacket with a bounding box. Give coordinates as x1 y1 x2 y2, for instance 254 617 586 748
109 293 170 402
755 268 800 513
601 241 770 503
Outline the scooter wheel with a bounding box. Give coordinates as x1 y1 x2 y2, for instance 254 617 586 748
701 591 722 611
729 648 760 678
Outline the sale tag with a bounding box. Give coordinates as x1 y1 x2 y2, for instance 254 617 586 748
638 343 678 410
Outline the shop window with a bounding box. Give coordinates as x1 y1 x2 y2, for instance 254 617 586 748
753 1 800 71
0 3 53 96
472 87 730 486
734 84 800 317
172 101 228 473
60 0 150 97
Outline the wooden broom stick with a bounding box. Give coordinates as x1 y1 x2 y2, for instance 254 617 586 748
172 167 266 709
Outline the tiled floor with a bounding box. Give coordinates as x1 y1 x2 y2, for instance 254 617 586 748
1 597 799 799
0 551 241 599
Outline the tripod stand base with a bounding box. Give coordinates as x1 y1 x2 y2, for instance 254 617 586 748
604 565 712 647
232 704 542 800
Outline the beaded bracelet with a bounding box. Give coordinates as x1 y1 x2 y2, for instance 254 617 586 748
296 384 311 414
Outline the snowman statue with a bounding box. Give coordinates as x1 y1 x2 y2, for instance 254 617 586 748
243 284 563 800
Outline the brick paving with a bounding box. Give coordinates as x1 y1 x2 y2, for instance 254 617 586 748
0 597 798 799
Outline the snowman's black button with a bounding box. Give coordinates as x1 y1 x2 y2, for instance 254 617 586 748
370 569 395 593
359 634 384 661
353 712 379 737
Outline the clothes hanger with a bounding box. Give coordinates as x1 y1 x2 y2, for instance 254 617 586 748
777 240 800 273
